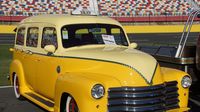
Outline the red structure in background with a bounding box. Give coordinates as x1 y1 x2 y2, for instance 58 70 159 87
0 15 200 23
112 16 196 22
0 16 27 22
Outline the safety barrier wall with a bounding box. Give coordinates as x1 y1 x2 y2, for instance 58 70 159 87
112 16 197 22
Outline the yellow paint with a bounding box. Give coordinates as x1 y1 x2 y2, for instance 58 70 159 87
9 15 190 112
61 45 157 83
124 24 200 33
0 25 16 34
161 67 190 109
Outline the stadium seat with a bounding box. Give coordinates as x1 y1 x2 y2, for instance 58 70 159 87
97 0 191 16
0 0 196 17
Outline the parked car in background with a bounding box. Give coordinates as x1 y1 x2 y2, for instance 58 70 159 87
9 15 191 112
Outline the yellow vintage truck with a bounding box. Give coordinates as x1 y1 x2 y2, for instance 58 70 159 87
9 15 191 112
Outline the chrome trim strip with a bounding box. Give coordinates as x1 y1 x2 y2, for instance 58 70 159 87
154 55 195 64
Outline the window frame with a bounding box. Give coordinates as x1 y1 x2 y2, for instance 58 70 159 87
61 24 128 48
41 27 58 49
16 27 26 46
26 27 39 48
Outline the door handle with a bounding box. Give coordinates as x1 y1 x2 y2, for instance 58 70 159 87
25 50 33 55
15 48 24 53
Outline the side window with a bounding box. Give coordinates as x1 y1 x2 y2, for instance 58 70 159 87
16 28 25 45
41 27 57 48
26 27 39 47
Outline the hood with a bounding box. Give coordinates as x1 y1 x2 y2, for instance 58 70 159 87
58 45 157 84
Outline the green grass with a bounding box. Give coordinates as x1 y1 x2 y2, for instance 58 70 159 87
0 44 13 86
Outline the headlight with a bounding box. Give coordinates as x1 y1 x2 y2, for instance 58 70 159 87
181 76 192 88
91 84 105 99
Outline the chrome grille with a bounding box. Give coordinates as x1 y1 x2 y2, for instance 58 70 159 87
108 81 179 112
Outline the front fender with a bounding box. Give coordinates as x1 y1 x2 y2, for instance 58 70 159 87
10 59 25 86
54 72 121 112
161 67 190 109
9 59 29 94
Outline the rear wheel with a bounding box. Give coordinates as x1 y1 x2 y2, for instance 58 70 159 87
62 96 79 112
13 74 24 100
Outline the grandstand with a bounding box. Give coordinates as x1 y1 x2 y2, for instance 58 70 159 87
98 0 191 16
194 0 200 6
0 0 199 22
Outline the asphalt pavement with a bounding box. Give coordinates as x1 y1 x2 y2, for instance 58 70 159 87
0 86 200 112
0 34 15 44
0 87 46 112
129 32 199 45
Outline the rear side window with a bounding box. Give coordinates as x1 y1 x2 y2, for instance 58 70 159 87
41 27 57 48
16 28 25 45
26 27 39 47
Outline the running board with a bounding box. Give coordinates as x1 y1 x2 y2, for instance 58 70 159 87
23 92 54 112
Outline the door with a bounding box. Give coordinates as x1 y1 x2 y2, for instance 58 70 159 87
22 27 39 90
35 27 58 99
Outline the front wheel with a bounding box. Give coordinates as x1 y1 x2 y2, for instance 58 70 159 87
13 74 24 100
63 96 79 112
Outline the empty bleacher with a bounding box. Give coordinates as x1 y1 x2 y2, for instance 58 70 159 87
194 0 200 6
0 0 90 16
0 0 194 16
98 0 191 16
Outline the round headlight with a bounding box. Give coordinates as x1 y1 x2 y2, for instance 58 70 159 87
91 84 105 99
181 76 192 88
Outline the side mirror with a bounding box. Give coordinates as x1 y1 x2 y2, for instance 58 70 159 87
129 43 138 49
44 45 56 54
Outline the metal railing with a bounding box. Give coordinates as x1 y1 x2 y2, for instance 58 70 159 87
175 9 200 58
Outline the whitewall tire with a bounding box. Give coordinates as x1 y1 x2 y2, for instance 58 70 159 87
13 74 23 100
64 96 79 112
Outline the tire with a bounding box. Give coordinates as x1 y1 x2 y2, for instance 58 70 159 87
13 74 24 100
62 96 79 112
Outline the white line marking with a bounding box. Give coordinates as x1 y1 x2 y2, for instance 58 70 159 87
0 86 13 89
189 98 200 106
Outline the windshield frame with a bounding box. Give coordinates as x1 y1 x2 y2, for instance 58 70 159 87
60 23 129 48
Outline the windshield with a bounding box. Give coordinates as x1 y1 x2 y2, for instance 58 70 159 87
61 24 128 48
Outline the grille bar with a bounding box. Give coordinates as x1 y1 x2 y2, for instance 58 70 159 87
108 104 166 112
108 90 165 99
108 98 164 106
108 81 179 112
108 84 165 92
